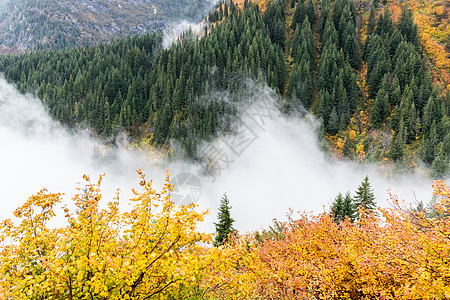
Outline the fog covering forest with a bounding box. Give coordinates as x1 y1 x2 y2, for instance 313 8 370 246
0 0 449 298
0 0 448 176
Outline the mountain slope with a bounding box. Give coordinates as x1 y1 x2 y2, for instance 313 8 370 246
0 0 215 53
0 0 448 177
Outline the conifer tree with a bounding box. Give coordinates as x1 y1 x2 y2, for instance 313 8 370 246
390 130 405 161
306 0 315 23
331 193 345 223
367 6 376 35
370 88 389 127
331 192 356 223
214 193 235 247
431 146 449 179
291 0 305 29
399 5 419 49
342 192 356 222
354 176 377 216
328 106 340 135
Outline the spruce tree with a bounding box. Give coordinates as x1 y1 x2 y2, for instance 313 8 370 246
328 106 340 135
399 5 419 48
306 0 315 23
214 193 235 246
331 193 345 223
354 176 377 217
331 192 356 223
431 146 449 179
342 192 356 222
367 6 376 35
390 130 405 161
370 88 389 127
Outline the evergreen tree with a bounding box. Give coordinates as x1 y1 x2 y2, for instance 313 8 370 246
331 192 356 223
399 5 420 49
354 176 377 217
420 120 438 164
291 0 305 29
321 14 339 49
331 192 345 223
431 146 449 179
390 130 405 161
306 0 315 23
367 6 376 35
328 106 340 135
342 192 356 222
370 88 389 127
214 193 235 247
343 22 362 70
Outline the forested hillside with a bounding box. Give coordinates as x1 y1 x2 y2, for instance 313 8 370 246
0 0 213 53
0 0 449 177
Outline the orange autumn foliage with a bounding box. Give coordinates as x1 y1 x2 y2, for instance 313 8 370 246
217 181 450 299
387 0 450 89
1 172 450 299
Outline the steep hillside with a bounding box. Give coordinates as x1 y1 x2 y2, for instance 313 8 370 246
0 0 448 177
0 0 214 53
360 0 450 90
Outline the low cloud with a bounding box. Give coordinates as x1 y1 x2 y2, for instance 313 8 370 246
162 20 205 49
0 77 437 234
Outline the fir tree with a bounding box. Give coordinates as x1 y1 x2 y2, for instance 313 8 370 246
370 88 389 127
331 192 356 223
399 5 420 49
342 192 356 222
390 130 405 161
354 176 377 217
328 106 340 135
367 6 376 35
331 193 345 223
431 146 449 179
214 193 235 246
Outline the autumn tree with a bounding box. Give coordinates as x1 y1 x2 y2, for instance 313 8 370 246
245 181 450 299
0 171 214 299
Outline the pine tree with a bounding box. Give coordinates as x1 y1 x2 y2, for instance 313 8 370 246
343 23 362 70
321 14 339 49
390 130 404 161
431 146 449 179
331 192 356 223
328 106 340 135
399 5 419 49
331 193 345 223
354 176 377 217
342 192 356 222
370 88 389 127
291 0 305 29
306 0 315 23
214 193 235 247
367 6 376 35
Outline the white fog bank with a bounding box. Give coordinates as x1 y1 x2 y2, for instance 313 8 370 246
0 77 437 233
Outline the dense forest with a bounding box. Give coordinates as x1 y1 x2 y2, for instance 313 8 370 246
0 0 448 177
1 1 450 298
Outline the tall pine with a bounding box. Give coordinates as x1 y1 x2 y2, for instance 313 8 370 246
214 193 235 246
354 176 377 217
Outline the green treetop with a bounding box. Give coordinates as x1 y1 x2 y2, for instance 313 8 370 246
354 176 377 216
214 193 235 247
